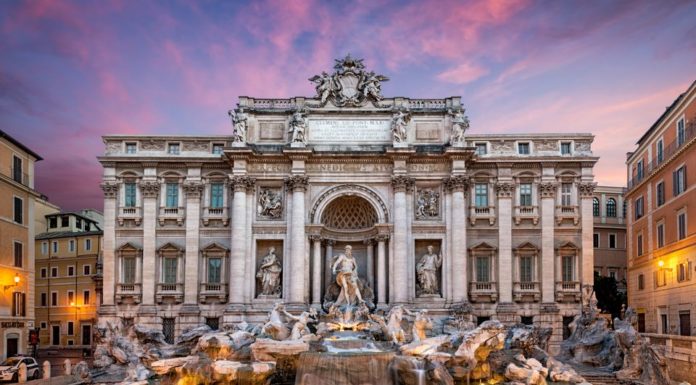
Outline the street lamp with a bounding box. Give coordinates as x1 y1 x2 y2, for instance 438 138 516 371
3 273 20 291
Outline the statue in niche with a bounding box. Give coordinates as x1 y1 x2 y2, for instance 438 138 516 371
257 189 282 219
448 108 470 146
288 109 307 144
228 108 248 143
416 189 439 219
391 109 410 143
256 247 282 296
331 245 364 306
416 245 442 296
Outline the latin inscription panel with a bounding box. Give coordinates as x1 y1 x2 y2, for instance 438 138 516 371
308 119 392 142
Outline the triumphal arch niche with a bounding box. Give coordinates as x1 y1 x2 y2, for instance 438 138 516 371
100 54 597 351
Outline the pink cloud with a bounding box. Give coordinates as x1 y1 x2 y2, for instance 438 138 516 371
437 62 489 84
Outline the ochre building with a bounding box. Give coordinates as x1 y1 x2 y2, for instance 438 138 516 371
97 56 598 352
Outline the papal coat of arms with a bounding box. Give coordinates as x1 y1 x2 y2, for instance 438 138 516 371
309 54 389 107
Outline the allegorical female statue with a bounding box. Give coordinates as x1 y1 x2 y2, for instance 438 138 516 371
257 247 282 296
416 245 442 296
331 245 364 306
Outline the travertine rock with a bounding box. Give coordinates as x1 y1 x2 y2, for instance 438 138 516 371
250 338 310 362
194 331 255 360
149 355 199 376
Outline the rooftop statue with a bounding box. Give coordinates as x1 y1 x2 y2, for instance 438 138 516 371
309 54 389 107
228 108 248 144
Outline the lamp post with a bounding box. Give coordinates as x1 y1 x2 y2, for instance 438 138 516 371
3 273 20 291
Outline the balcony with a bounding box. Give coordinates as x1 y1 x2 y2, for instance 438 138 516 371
468 281 498 303
202 206 229 226
199 282 228 303
513 281 540 302
156 283 184 304
555 281 581 302
115 283 141 304
555 205 579 225
10 168 30 187
118 206 142 226
159 206 185 226
514 205 539 225
469 206 496 226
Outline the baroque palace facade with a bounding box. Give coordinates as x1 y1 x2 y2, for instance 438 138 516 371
98 56 597 351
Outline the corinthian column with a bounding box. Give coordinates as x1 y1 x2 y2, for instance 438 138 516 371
391 175 414 303
310 234 322 307
140 180 160 306
578 182 597 290
286 175 309 305
539 182 557 303
375 234 389 306
445 175 469 304
496 182 515 303
100 181 119 308
182 180 204 305
228 176 255 307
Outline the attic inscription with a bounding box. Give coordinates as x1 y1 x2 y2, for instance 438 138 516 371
308 119 392 142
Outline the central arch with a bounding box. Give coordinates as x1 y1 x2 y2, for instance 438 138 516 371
310 184 389 225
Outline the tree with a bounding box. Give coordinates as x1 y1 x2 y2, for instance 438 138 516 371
594 272 627 319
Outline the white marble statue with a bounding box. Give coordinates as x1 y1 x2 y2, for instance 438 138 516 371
257 189 282 219
308 71 334 105
359 71 386 101
385 305 414 344
228 108 248 144
288 308 318 340
416 245 442 295
262 302 292 340
256 247 282 296
331 245 364 306
391 110 409 143
288 110 307 144
448 108 469 146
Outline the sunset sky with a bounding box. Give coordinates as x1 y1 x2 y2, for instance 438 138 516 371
1 0 695 211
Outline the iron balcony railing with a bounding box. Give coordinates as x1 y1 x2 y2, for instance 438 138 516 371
628 120 695 191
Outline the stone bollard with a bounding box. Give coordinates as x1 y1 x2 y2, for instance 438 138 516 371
43 361 51 379
63 359 71 376
18 362 27 383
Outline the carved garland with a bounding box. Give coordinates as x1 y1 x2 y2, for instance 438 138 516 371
310 184 390 223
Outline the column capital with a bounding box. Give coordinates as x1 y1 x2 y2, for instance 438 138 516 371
538 182 557 198
285 174 309 191
140 181 161 198
375 234 390 242
391 175 415 192
322 239 335 246
230 175 256 192
364 239 375 246
495 182 515 198
443 175 469 192
183 181 205 198
308 234 322 242
577 182 597 198
100 181 119 198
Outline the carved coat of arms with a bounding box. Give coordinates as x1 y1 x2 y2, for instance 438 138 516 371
309 54 389 107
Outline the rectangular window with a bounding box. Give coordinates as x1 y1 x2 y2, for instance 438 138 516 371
561 255 574 282
49 217 57 228
163 318 175 344
608 234 616 249
609 270 617 280
13 197 23 224
11 292 26 317
168 143 180 155
673 166 687 196
67 291 74 305
517 142 530 155
476 256 490 282
51 292 57 306
560 142 572 155
205 317 220 331
166 183 179 208
83 264 91 275
14 242 22 268
208 258 222 283
657 223 665 248
67 266 75 276
51 267 58 278
593 233 599 248
41 322 47 329
61 216 69 227
69 240 75 252
12 155 23 183
210 183 224 208
519 183 532 206
76 219 82 229
678 212 687 240
680 311 691 336
474 183 488 207
85 239 92 251
561 183 572 206
124 183 137 207
519 256 533 282
656 139 664 163
475 143 487 155
638 274 644 290
163 257 178 284
40 268 47 278
123 257 136 283
41 242 48 255
212 143 224 154
41 293 47 307
83 290 90 305
636 160 644 180
637 234 643 256
635 197 644 219
677 117 686 146
52 241 58 253
67 321 74 336
661 313 668 334
125 142 137 154
656 182 665 206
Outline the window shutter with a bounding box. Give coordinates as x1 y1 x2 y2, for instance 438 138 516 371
684 166 687 189
11 293 16 317
21 293 26 317
673 171 678 196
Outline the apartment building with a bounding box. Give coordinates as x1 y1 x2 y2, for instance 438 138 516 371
592 186 627 288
